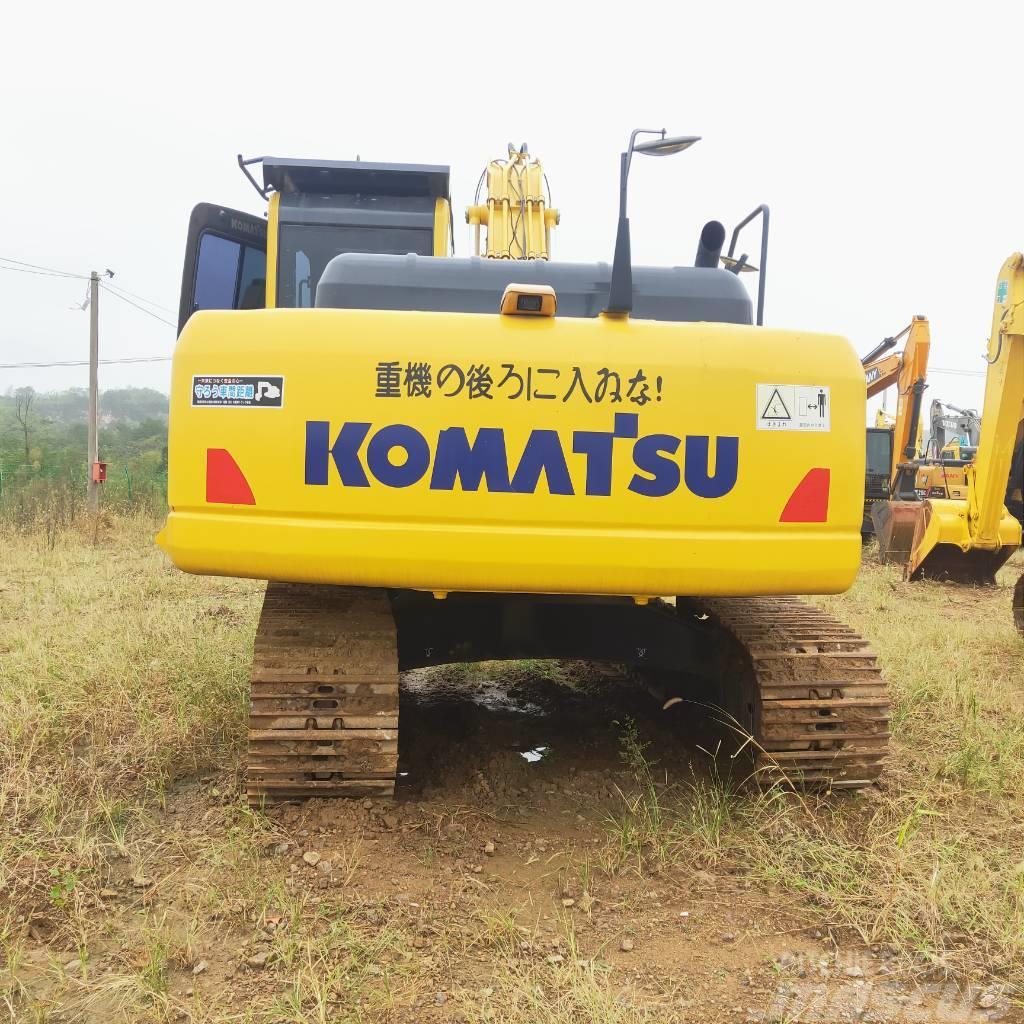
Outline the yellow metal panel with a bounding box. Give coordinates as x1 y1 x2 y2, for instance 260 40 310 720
159 309 866 598
432 198 450 256
265 191 280 309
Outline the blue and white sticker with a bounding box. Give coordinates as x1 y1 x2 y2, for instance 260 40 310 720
192 375 284 408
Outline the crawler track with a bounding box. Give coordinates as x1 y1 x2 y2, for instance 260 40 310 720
703 596 889 789
246 583 399 807
245 586 888 804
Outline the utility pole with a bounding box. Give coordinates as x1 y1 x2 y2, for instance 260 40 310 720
87 270 100 512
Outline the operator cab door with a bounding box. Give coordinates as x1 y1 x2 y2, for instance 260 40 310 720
178 203 267 334
864 427 894 498
865 428 894 478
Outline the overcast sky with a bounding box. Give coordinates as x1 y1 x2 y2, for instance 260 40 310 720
3 1 1021 422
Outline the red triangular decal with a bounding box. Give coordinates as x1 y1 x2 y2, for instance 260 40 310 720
206 448 255 505
780 468 829 522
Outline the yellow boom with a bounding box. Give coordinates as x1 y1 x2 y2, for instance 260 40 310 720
904 254 1023 589
863 316 930 481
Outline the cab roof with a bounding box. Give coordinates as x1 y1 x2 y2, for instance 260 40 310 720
262 157 450 199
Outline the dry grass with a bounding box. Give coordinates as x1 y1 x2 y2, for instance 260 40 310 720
788 551 1024 976
602 550 1024 984
0 511 261 827
0 516 677 1022
0 514 263 1021
1 515 1022 1020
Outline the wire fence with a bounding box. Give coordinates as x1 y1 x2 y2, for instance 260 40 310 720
0 460 168 529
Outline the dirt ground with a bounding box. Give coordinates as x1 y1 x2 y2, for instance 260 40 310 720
2 522 1022 1023
5 665 1017 1023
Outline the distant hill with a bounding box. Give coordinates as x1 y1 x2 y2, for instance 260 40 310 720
0 387 169 425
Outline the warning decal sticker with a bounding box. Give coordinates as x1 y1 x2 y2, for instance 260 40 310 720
756 384 830 432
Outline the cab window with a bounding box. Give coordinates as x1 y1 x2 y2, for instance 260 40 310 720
194 232 266 313
278 224 432 308
865 429 893 476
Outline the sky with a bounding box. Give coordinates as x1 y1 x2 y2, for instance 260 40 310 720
3 0 1021 424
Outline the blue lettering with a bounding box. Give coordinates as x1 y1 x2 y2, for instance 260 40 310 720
510 430 574 495
629 434 681 497
570 412 641 496
366 424 430 487
305 420 371 487
571 431 614 496
431 427 510 492
613 412 639 439
684 435 739 498
303 418 739 501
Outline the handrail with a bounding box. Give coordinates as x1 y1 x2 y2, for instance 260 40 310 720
237 154 270 200
726 204 769 326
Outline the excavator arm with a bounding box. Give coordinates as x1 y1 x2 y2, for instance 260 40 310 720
905 255 1024 600
969 256 1024 546
862 316 930 480
864 350 902 398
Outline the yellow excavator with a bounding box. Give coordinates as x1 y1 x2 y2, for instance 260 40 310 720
159 133 890 804
913 400 980 500
865 322 991 557
862 317 931 542
872 256 1023 622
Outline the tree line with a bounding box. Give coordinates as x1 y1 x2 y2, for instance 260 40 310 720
0 387 169 512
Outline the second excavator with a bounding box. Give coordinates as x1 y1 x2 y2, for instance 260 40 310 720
871 256 1023 627
864 319 978 554
862 316 930 540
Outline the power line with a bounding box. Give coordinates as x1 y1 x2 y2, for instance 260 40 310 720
99 283 176 328
0 258 176 376
929 366 987 378
1 258 175 324
0 263 89 281
0 256 87 279
0 356 170 369
103 280 176 316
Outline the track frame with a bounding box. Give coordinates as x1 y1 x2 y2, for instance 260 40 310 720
246 587 890 804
